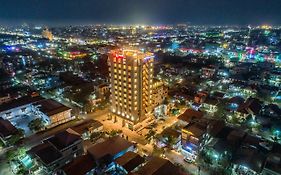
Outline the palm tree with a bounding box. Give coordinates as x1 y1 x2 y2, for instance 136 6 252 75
271 136 281 143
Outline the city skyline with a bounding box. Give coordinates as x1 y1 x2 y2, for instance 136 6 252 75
0 1 281 175
1 0 281 26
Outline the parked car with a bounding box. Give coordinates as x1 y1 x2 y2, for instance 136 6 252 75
184 157 194 164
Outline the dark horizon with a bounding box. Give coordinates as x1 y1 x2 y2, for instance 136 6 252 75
1 0 281 26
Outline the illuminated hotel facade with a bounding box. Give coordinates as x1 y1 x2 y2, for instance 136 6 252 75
108 49 154 129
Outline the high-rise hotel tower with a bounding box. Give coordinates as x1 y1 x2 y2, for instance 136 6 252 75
108 49 154 129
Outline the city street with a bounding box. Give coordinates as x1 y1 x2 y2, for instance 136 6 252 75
23 118 83 148
165 150 209 175
84 109 148 145
83 108 210 175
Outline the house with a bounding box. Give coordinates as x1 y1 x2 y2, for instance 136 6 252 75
181 121 208 159
211 91 225 100
95 84 109 96
70 119 103 140
114 151 145 174
262 153 281 175
131 157 187 175
60 154 96 175
194 91 208 104
207 126 246 162
177 109 204 126
264 104 281 119
0 96 73 129
36 99 73 128
0 117 18 144
262 144 281 175
28 128 83 171
87 136 135 166
202 97 218 113
237 97 263 118
155 127 181 149
232 146 266 175
0 93 13 105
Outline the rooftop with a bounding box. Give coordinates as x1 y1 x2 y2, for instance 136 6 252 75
87 136 134 161
111 49 154 60
62 154 96 175
47 128 81 150
115 151 144 172
238 97 263 115
233 146 266 173
264 153 281 174
70 119 103 135
182 122 208 138
28 142 62 165
36 99 71 116
160 127 181 138
0 117 18 137
0 96 45 113
134 157 187 175
177 109 204 123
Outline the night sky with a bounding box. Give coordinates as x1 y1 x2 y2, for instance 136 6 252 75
0 0 281 25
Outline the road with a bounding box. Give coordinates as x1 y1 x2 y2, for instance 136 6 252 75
0 109 109 175
165 150 209 175
84 109 148 145
1 107 209 175
22 108 109 148
84 107 210 175
23 119 83 148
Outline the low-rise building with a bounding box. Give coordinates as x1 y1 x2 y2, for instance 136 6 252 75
155 127 181 149
28 128 83 171
262 153 281 175
0 96 45 120
202 97 218 113
0 117 18 144
61 154 96 175
131 157 187 175
87 136 135 166
232 146 266 175
237 97 263 119
70 119 103 140
114 151 145 174
201 66 217 78
181 121 208 160
177 108 204 127
35 99 72 128
0 93 13 105
0 96 73 129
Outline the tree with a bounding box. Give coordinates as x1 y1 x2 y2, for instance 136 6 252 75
271 136 281 143
28 118 44 131
108 130 122 137
6 147 26 161
197 150 212 168
145 130 156 143
152 145 165 157
163 98 169 105
6 150 17 161
214 102 227 119
83 101 93 113
7 129 24 145
166 135 177 148
90 132 103 141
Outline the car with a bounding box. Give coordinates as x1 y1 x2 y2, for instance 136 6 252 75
184 157 194 164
